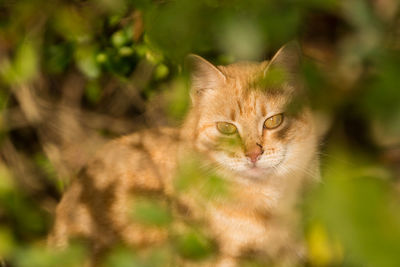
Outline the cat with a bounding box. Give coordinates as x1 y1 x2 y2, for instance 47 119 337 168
48 42 320 266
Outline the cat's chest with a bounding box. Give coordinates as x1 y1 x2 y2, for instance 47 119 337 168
205 203 270 255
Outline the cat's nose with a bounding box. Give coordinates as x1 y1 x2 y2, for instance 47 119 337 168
245 144 264 163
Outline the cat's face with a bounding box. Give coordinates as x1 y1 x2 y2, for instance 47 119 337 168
188 43 317 181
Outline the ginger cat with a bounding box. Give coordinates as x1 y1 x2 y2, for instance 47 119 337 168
49 42 320 266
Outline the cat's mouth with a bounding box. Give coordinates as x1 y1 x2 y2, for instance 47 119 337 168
239 166 273 178
211 149 286 180
245 166 270 176
239 155 286 179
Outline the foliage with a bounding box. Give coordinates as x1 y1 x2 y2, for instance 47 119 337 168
0 0 400 266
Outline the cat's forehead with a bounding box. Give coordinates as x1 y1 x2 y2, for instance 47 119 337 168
219 61 291 95
205 84 287 122
198 60 295 121
214 62 289 112
218 61 268 81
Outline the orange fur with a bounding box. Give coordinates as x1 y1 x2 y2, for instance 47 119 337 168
49 42 319 266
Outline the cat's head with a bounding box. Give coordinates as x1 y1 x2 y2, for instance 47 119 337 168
186 42 318 181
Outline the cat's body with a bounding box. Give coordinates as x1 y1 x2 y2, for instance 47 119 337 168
49 43 320 266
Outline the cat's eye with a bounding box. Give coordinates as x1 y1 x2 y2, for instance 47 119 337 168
264 114 284 129
216 122 237 135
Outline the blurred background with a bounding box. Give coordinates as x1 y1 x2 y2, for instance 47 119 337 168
0 0 400 266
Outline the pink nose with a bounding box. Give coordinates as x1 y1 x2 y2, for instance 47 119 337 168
245 145 263 163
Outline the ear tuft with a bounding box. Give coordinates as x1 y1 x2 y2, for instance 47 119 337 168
185 54 226 99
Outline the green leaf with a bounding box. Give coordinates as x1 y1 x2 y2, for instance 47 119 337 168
14 243 86 267
0 227 16 258
0 163 14 196
85 80 102 104
104 246 139 267
166 78 190 120
307 147 400 267
0 40 39 85
175 230 214 260
45 44 73 74
131 199 172 227
154 63 169 80
112 30 129 48
75 46 100 79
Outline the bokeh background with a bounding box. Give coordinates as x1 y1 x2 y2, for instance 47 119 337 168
1 0 400 266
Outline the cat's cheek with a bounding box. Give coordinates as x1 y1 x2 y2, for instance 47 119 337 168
195 130 220 152
210 152 246 172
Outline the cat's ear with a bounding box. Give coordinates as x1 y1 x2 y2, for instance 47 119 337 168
263 41 301 83
186 54 226 100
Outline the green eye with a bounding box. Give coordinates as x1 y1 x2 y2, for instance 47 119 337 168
264 114 284 129
216 122 237 135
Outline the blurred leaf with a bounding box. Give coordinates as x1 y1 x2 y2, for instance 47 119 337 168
0 40 39 85
143 36 164 64
0 227 16 258
145 0 209 60
0 184 49 237
217 17 265 60
112 30 129 48
104 246 139 267
14 243 86 267
154 63 169 80
96 0 127 14
175 154 230 201
0 90 9 110
217 135 242 150
34 153 57 181
257 66 287 91
175 229 214 260
75 46 101 79
298 0 339 10
108 14 124 27
361 51 400 136
85 80 102 104
201 173 230 199
44 43 73 74
302 60 333 111
174 155 204 192
307 222 343 266
166 78 190 120
308 147 400 267
104 244 174 267
96 52 108 64
53 7 91 42
130 199 172 227
119 46 134 57
145 246 174 267
0 163 14 196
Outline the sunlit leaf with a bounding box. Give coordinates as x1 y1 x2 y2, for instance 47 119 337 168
34 153 57 181
175 229 214 260
75 46 101 79
104 246 139 267
0 163 14 196
154 63 169 80
308 147 400 267
0 40 39 85
44 43 73 74
0 227 16 258
166 78 190 120
53 7 91 42
307 222 343 266
130 199 172 227
14 243 86 267
112 30 129 48
218 18 265 60
85 80 102 104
